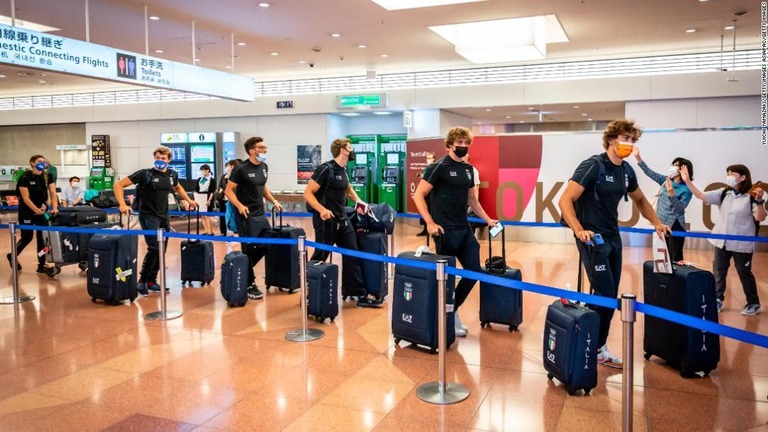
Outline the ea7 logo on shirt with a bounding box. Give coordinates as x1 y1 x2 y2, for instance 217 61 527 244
594 264 607 272
604 175 614 182
152 178 160 183
466 169 472 180
248 173 256 178
449 171 457 177
335 175 343 180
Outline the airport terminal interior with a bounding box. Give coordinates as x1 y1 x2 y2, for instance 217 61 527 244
0 217 766 431
1 0 768 431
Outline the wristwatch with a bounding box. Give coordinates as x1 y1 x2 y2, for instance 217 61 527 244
756 199 766 205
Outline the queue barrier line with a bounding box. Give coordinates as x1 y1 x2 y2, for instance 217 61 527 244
4 220 768 350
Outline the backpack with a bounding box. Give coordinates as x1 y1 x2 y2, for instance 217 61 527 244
305 162 334 214
719 188 761 236
560 155 628 227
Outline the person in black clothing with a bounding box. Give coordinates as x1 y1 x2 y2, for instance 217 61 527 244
225 137 282 300
8 154 60 275
303 138 384 308
194 164 217 235
559 119 670 369
412 127 498 336
115 146 197 295
415 152 436 236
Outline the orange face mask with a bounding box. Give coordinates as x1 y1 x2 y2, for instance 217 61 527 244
615 142 633 159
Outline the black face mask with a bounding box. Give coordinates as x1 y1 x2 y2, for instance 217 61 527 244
453 146 468 159
347 150 356 161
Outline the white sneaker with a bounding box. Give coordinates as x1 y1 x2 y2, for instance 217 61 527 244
454 313 467 337
596 344 623 369
455 311 468 330
741 304 762 316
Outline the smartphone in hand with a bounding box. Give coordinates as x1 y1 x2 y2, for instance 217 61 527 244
489 222 503 238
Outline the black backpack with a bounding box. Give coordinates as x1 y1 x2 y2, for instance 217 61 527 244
130 169 154 212
305 162 334 214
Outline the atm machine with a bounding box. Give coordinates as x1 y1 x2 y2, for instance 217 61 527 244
379 165 401 212
349 152 374 204
88 167 114 191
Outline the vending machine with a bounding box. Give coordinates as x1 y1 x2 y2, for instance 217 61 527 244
379 152 403 212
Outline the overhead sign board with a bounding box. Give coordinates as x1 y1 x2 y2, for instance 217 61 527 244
161 133 188 143
336 93 387 109
0 23 254 101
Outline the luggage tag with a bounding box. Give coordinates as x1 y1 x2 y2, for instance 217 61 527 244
115 266 133 282
38 246 50 257
652 233 673 274
413 245 431 257
560 282 578 307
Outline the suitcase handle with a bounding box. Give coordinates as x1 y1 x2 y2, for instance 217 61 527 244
487 223 506 263
271 207 283 230
187 207 200 235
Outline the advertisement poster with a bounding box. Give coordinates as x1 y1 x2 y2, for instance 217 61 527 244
297 145 322 184
90 134 111 168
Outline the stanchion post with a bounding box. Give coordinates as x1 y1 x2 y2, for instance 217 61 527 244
286 235 324 342
1 222 35 304
621 293 636 432
144 229 182 321
416 259 469 405
387 234 394 280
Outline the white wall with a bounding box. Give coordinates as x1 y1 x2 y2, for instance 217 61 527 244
626 96 760 128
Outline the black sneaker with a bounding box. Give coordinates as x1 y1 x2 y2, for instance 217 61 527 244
47 266 61 277
146 282 169 293
137 282 149 296
247 285 264 300
357 296 384 308
7 253 21 271
36 265 49 274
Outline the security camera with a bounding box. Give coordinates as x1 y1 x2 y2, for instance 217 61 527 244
309 62 315 68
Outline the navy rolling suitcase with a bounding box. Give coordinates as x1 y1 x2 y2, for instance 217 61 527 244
479 225 523 331
180 210 215 286
307 259 339 322
642 261 720 377
86 225 139 305
355 228 388 300
543 252 599 395
265 210 306 293
221 251 249 307
392 247 456 354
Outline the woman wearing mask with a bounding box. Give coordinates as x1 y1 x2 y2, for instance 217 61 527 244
216 159 239 237
8 155 60 275
632 147 693 262
682 164 766 315
194 164 216 235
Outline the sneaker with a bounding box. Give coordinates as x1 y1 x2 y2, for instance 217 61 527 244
247 285 264 300
597 345 623 369
716 299 724 313
146 282 169 293
36 265 48 274
46 265 61 277
7 253 21 271
741 304 763 316
454 320 468 337
455 311 468 331
137 282 149 296
356 296 384 308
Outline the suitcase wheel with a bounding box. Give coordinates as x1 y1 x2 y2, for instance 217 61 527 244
289 289 297 294
566 386 577 396
703 369 712 376
480 322 488 328
78 261 88 271
91 297 97 303
547 373 553 381
583 388 591 395
643 353 652 360
330 317 335 322
508 325 518 332
429 347 437 354
394 338 401 344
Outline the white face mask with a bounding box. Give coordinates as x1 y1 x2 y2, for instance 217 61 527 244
667 166 680 178
71 182 79 187
725 175 740 189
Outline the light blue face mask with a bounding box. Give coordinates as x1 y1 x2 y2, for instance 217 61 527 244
154 160 168 171
257 155 267 163
35 162 46 171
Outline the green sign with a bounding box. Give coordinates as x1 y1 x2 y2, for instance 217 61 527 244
337 94 386 108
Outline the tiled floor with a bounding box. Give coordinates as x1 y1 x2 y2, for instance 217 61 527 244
1 217 767 431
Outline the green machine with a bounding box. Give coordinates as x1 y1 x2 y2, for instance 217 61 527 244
379 152 404 212
88 167 114 191
349 152 375 203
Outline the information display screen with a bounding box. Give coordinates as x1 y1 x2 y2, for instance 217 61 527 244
355 153 368 165
169 146 186 162
171 163 187 179
90 168 104 177
386 153 399 165
190 145 215 162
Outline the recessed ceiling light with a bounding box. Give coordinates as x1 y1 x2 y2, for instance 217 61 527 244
373 111 392 115
699 0 709 2
149 16 160 20
519 120 525 123
358 44 367 48
298 60 307 64
270 52 279 56
237 42 246 46
38 80 46 84
724 25 735 30
331 33 341 38
340 112 361 117
154 49 164 54
380 54 389 58
371 0 487 11
686 29 696 33
587 118 593 121
194 58 201 62
505 115 511 119
485 109 492 112
477 122 482 125
0 74 5 78
258 2 270 7
528 107 535 110
573 105 580 109
581 113 588 116
225 65 232 69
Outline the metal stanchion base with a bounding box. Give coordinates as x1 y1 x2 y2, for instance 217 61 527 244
285 328 325 342
416 382 470 405
144 310 183 321
0 295 36 304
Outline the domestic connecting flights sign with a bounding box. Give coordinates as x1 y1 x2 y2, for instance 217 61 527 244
0 24 255 101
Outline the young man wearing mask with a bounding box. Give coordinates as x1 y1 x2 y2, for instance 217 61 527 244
114 146 197 295
62 176 84 207
303 138 383 308
559 119 670 369
412 126 498 337
225 137 281 300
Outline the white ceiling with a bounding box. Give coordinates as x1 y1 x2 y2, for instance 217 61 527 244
0 0 759 123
